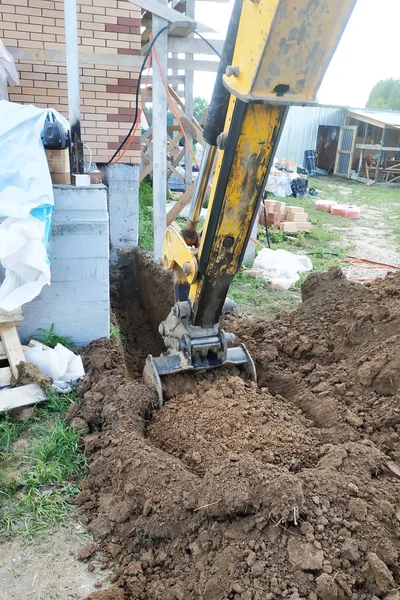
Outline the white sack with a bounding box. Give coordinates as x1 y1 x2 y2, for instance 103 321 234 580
254 248 313 289
0 42 19 101
0 100 68 310
25 341 85 386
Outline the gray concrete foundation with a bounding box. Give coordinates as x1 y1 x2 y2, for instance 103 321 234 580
16 184 110 346
101 163 140 264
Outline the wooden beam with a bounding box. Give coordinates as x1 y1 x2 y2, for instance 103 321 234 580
141 75 185 86
0 384 46 413
152 9 168 261
167 37 224 55
0 326 26 378
168 20 197 37
168 57 219 72
166 181 196 226
185 0 195 189
356 144 400 151
142 37 224 56
126 0 215 33
10 46 219 72
8 46 142 68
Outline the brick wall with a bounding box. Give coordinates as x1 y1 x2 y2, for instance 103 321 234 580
0 0 141 165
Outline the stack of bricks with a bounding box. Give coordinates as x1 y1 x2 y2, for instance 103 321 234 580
0 0 141 165
262 200 312 233
280 206 311 233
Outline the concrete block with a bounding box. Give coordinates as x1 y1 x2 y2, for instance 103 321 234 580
102 164 140 263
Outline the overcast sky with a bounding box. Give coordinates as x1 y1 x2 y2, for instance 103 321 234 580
193 0 399 108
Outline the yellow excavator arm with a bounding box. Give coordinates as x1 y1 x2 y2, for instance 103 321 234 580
144 0 358 404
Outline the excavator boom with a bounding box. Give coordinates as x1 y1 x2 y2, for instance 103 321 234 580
144 0 358 404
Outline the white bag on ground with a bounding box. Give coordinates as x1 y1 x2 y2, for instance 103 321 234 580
25 342 85 388
254 248 313 289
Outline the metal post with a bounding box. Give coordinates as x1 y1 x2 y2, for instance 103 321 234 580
357 123 368 176
375 127 386 182
184 0 195 190
63 0 84 175
152 10 168 260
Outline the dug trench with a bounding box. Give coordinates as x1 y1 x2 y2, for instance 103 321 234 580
69 249 400 600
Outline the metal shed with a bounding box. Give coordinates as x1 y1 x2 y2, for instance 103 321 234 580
275 105 346 167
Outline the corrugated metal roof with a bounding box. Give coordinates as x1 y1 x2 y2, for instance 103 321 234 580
275 105 346 165
347 108 400 128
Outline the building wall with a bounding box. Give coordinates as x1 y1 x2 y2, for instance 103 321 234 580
276 106 346 166
0 0 141 165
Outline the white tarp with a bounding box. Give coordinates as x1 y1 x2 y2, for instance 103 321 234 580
0 41 19 101
254 248 313 289
0 100 68 311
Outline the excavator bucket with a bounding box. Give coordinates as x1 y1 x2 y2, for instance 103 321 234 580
143 343 257 407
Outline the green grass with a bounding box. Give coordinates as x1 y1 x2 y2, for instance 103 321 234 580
230 274 301 319
0 390 85 539
110 322 121 340
38 323 74 351
139 179 154 251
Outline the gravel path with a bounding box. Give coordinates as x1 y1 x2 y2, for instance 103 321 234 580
331 205 400 281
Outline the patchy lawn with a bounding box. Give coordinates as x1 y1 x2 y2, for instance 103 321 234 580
0 391 85 538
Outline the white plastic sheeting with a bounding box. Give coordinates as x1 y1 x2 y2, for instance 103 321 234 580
254 248 313 289
0 101 68 311
25 341 85 392
0 41 19 101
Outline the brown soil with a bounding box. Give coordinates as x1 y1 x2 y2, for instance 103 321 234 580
10 361 52 388
70 254 400 600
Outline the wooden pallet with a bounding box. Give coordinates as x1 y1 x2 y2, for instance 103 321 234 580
0 309 46 412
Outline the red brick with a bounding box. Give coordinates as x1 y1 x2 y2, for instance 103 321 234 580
117 48 140 56
116 16 136 26
106 84 136 94
119 107 136 116
107 141 122 149
105 23 130 34
107 113 132 122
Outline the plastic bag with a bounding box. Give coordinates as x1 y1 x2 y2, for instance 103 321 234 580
25 341 85 387
0 101 68 310
0 41 19 100
254 248 313 289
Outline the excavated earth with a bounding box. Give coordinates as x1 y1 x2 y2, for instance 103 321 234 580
70 251 400 600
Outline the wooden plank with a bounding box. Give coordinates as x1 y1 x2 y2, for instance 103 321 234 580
0 308 23 326
184 0 195 189
143 37 224 56
126 0 215 33
166 181 196 226
10 47 220 72
0 384 46 413
168 37 224 55
0 326 26 378
0 367 11 388
152 8 168 261
169 20 197 37
356 144 400 151
9 47 142 68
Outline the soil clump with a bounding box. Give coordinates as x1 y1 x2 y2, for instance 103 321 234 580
70 255 400 600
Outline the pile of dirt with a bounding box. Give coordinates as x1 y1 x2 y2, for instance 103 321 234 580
69 259 400 600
